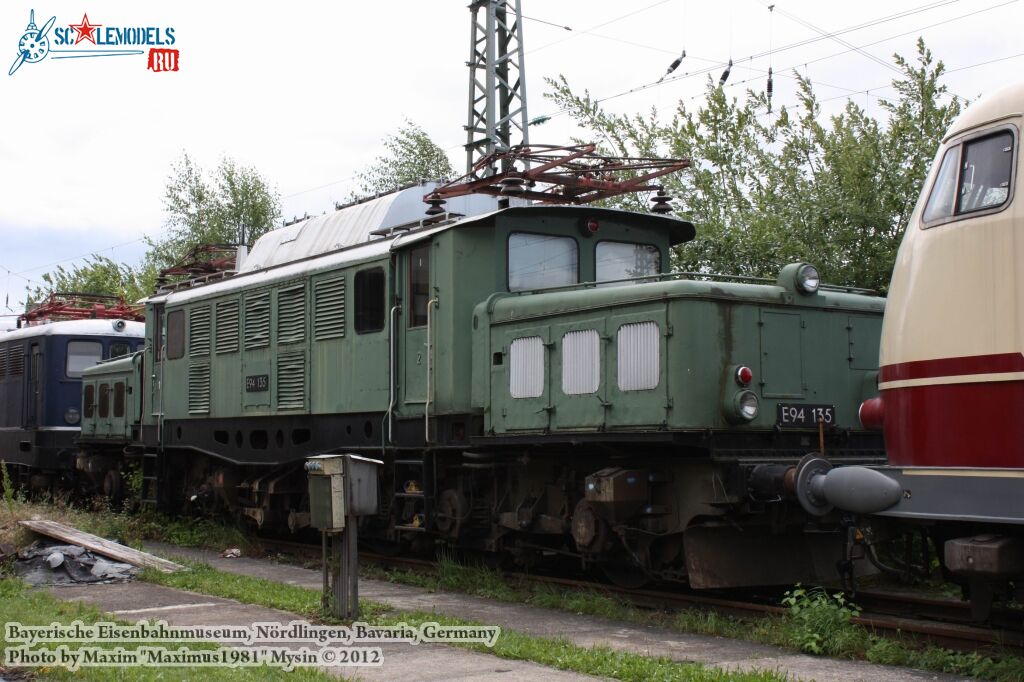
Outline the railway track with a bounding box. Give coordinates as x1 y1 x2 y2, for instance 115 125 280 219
256 537 1024 653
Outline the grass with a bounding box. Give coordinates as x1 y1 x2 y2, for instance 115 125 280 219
0 496 251 554
364 555 1024 682
142 559 787 682
0 577 334 681
4 493 1022 680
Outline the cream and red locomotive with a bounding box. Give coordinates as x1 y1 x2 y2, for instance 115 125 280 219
794 82 1024 612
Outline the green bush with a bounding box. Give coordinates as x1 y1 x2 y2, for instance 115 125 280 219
781 584 866 656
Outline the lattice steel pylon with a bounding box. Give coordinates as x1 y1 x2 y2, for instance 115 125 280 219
464 0 529 177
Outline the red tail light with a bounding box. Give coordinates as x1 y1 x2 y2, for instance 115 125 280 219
735 365 753 387
858 397 884 430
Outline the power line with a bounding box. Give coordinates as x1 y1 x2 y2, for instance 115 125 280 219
14 236 147 275
535 0 1013 120
528 0 675 54
757 0 902 75
281 174 359 199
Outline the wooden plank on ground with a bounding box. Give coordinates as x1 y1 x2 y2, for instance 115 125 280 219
18 519 186 573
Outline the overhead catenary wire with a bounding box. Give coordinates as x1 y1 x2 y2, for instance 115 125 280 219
528 0 674 54
531 0 1015 122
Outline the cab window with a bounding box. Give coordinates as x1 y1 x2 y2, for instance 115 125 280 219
109 342 131 359
408 244 430 327
66 341 103 378
508 233 578 292
596 242 661 283
354 267 386 334
166 310 185 359
923 130 1014 224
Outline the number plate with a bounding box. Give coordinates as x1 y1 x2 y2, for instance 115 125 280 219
776 403 835 428
245 374 269 392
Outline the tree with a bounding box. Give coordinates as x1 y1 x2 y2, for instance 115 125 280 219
31 154 281 306
147 153 281 273
28 255 147 305
355 120 455 196
546 39 961 292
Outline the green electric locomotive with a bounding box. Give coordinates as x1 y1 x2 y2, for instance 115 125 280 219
78 179 885 588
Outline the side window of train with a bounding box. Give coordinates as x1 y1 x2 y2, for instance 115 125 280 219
153 306 164 360
66 341 102 378
354 267 386 334
409 244 431 327
98 383 110 418
84 384 95 418
596 241 661 284
508 232 578 292
109 342 131 359
114 382 126 418
166 310 186 359
923 129 1014 225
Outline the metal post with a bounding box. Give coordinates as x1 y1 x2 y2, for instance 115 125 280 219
331 531 344 618
346 515 358 616
329 522 360 620
464 0 530 177
321 531 329 613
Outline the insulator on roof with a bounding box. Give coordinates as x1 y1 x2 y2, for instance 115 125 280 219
719 59 733 87
657 50 686 83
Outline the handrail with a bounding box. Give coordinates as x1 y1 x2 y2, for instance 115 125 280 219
510 270 876 296
385 304 401 447
424 298 439 443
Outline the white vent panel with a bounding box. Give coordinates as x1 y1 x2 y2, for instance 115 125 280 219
617 322 660 391
561 330 600 395
509 336 544 399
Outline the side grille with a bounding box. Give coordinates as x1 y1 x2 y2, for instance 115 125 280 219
244 292 270 350
7 345 23 375
561 329 600 395
617 322 660 391
189 305 211 356
509 336 544 399
188 362 211 413
215 300 240 354
277 352 305 410
0 346 7 377
277 285 306 345
314 276 346 340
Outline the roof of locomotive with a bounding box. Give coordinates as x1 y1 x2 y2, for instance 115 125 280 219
154 198 695 306
0 319 145 342
241 181 528 273
945 81 1024 140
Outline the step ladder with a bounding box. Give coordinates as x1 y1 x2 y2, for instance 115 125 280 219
140 451 159 507
392 453 434 533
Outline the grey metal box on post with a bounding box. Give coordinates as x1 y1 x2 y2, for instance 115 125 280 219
305 454 382 619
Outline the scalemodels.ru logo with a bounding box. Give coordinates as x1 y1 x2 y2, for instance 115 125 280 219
8 8 179 76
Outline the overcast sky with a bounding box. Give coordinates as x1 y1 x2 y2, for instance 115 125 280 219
1 0 1021 322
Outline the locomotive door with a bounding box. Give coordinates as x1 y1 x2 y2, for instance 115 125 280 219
402 242 434 411
26 344 42 427
551 318 607 430
491 324 552 432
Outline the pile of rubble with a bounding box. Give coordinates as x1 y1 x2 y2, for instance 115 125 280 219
14 541 139 586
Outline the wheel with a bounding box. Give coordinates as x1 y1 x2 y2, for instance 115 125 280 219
102 469 124 506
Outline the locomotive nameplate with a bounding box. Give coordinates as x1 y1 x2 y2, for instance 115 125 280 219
245 374 269 392
776 403 834 428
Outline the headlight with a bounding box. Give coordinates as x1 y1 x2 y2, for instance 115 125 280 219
724 390 759 424
795 263 820 294
65 407 81 425
737 391 759 420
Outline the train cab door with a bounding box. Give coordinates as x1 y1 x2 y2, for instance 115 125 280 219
26 344 42 428
150 303 165 423
401 242 435 417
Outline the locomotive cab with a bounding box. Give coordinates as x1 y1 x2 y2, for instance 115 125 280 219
0 318 144 490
